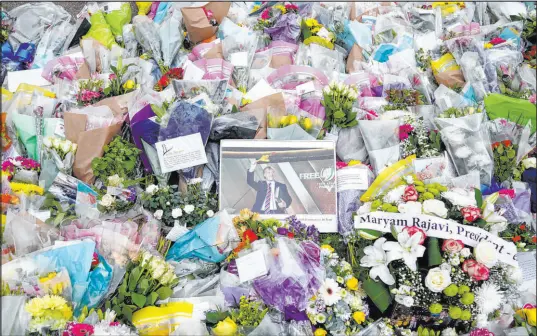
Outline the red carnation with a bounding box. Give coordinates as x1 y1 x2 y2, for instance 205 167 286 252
158 75 170 88
461 206 481 222
402 185 419 202
287 232 295 238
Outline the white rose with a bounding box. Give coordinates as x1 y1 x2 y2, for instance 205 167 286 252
206 210 214 217
151 264 166 279
184 204 195 214
60 140 72 153
474 241 498 268
99 194 115 207
154 209 164 220
522 157 536 169
108 174 122 187
43 136 53 148
460 248 471 258
52 137 61 149
146 184 159 194
422 199 448 218
171 208 182 219
424 267 452 292
398 201 422 214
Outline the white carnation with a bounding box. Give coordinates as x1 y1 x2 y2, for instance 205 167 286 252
154 209 164 220
171 208 182 219
184 204 195 214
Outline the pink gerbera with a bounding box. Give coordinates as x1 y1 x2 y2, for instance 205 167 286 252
261 8 271 20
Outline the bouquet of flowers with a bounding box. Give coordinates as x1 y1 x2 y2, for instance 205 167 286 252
97 175 138 216
42 136 77 175
301 18 336 50
321 81 359 131
104 249 179 324
399 113 443 159
1 156 40 183
25 295 73 334
141 182 218 228
306 245 371 336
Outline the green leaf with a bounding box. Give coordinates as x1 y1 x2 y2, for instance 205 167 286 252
361 277 392 312
334 110 346 119
156 286 173 300
105 301 111 311
205 311 230 324
132 292 147 308
390 224 399 240
128 267 142 292
122 306 133 321
474 188 483 209
138 278 149 293
147 292 159 306
427 238 442 267
112 304 121 316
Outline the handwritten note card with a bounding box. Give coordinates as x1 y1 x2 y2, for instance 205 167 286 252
236 250 268 283
156 133 208 173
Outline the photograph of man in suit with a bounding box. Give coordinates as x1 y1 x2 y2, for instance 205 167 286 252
247 161 292 214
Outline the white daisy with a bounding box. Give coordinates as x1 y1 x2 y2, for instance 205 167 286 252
319 278 342 306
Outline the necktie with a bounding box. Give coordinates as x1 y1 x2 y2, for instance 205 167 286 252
264 182 272 214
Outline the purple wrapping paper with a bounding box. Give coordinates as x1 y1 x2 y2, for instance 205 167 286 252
372 85 384 97
299 97 326 120
264 13 301 44
158 101 213 144
130 104 157 173
253 239 323 313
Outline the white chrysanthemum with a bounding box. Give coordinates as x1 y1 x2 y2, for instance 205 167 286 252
475 282 503 315
455 146 472 159
315 313 327 324
319 278 342 306
382 185 406 204
441 188 477 208
336 276 344 284
442 328 458 336
93 321 137 335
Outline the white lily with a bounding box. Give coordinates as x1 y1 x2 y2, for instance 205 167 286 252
383 230 426 271
482 193 507 232
360 237 395 285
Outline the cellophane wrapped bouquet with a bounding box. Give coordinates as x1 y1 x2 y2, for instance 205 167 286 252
1 1 536 336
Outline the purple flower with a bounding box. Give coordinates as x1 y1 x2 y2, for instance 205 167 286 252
277 227 289 235
127 186 137 202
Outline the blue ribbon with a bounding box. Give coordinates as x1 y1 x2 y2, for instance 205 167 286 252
1 42 36 71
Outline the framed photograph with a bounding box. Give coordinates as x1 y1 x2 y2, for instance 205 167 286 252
220 140 337 232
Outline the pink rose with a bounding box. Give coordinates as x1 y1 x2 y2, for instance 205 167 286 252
461 206 481 222
462 259 490 281
403 185 419 202
442 239 464 253
403 226 426 245
109 73 117 80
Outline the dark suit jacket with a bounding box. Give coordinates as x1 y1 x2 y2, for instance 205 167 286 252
247 170 292 213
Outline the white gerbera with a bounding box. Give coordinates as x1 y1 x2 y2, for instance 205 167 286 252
382 185 406 204
319 278 342 306
475 282 503 315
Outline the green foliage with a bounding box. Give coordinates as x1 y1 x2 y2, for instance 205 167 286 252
321 84 359 130
91 136 141 182
361 277 392 313
427 238 442 267
40 193 77 227
493 141 519 183
229 296 268 328
417 326 440 336
384 88 425 109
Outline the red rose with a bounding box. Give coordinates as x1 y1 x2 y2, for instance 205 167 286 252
461 206 481 222
442 239 464 253
243 229 258 243
532 236 536 243
463 259 490 281
403 226 426 245
520 224 527 231
403 185 419 202
287 232 295 238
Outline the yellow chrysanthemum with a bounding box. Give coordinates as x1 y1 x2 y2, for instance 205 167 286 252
321 244 334 253
305 18 320 28
484 42 493 49
39 272 57 283
353 311 366 324
314 328 328 336
348 160 361 166
9 182 44 195
346 277 359 291
303 36 334 50
251 5 260 12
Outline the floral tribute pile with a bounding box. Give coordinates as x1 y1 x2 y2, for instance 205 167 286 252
1 1 536 336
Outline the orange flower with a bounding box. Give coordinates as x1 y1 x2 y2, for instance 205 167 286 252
532 236 536 244
512 236 522 243
0 194 19 205
492 142 500 149
520 224 526 231
502 140 512 147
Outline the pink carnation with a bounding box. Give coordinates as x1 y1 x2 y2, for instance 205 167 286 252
261 8 270 20
403 226 426 245
399 124 414 141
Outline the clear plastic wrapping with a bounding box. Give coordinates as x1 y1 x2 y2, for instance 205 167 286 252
436 113 494 186
222 30 258 91
359 119 401 174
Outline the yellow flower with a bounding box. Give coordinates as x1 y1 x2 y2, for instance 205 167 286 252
346 277 359 291
1 214 5 226
39 272 57 283
321 244 334 253
525 307 537 326
9 182 44 195
239 208 253 221
484 42 493 49
274 4 287 13
353 311 366 324
348 160 361 166
314 328 328 336
311 27 320 34
251 5 260 12
212 317 238 336
123 80 135 90
305 18 319 28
